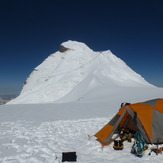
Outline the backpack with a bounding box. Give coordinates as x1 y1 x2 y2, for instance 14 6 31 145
131 131 146 157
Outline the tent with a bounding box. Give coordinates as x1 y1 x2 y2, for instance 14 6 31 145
94 98 163 145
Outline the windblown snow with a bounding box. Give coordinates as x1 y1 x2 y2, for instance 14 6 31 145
1 40 163 162
9 40 154 104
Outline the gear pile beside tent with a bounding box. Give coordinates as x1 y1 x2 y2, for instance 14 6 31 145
94 98 163 157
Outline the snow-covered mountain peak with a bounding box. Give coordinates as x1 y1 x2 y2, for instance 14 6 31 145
8 40 154 104
60 40 93 52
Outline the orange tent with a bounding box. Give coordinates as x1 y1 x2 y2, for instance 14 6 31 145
94 98 163 145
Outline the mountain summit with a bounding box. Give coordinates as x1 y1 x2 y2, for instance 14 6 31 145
9 40 153 104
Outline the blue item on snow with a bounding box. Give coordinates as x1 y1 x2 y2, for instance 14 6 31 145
131 131 146 158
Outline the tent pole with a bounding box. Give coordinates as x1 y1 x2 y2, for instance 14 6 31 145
156 140 159 155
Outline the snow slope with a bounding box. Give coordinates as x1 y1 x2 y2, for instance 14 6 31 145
9 40 154 104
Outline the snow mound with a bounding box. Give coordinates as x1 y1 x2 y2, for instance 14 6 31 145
9 40 154 104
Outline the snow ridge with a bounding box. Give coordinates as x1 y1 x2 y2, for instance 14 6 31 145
9 40 154 104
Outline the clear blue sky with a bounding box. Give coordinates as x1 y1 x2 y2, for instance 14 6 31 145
0 0 163 95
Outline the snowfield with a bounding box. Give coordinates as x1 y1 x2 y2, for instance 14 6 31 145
1 41 163 162
1 95 163 162
0 114 163 163
0 118 106 163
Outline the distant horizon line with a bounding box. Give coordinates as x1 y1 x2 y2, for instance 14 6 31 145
0 94 18 98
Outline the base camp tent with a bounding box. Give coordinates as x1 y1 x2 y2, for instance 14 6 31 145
94 98 163 145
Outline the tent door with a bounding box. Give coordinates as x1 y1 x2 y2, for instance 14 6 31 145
121 115 139 132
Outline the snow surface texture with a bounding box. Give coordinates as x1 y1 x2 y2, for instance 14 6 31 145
1 102 163 162
9 40 154 104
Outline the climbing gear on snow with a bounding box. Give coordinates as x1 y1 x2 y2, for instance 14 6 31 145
62 152 77 162
113 140 119 150
113 140 124 150
148 141 163 156
118 140 124 150
120 128 133 142
144 145 148 151
131 131 147 158
148 147 163 155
